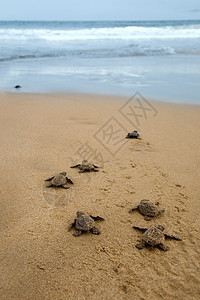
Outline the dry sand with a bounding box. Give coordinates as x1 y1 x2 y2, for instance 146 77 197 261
0 92 199 300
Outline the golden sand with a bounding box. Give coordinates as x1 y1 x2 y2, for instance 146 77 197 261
0 92 199 299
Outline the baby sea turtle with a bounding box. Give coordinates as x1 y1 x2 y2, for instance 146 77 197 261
133 225 182 251
126 130 139 139
15 85 21 89
129 199 165 221
68 211 104 237
45 172 73 189
71 160 99 173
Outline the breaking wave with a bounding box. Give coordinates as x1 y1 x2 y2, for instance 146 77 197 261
0 24 200 41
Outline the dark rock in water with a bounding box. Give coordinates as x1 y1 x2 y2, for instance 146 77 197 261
126 130 139 139
15 85 21 89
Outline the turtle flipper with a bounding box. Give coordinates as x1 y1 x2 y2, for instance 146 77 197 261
45 176 54 181
71 164 81 169
46 183 53 188
61 185 70 189
133 226 148 232
158 243 169 251
135 241 146 249
164 234 182 241
144 216 152 221
90 215 104 221
90 226 100 235
93 169 99 172
93 165 99 169
68 220 76 231
129 206 139 213
73 230 82 237
66 177 73 184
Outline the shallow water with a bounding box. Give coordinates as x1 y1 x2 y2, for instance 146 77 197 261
0 20 200 103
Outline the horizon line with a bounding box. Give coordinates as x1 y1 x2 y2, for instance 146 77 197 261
0 18 200 22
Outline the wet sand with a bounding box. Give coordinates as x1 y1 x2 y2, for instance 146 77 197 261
0 92 199 299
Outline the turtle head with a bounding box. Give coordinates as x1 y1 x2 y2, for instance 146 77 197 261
157 225 165 231
141 199 150 204
77 211 85 218
60 171 67 176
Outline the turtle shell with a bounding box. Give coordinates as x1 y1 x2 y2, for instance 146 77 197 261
75 214 95 231
138 199 159 217
81 163 94 171
142 226 165 247
52 173 67 186
79 160 95 171
127 131 139 138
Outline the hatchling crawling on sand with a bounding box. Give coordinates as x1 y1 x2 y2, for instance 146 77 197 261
126 130 140 139
45 172 73 189
129 199 165 221
68 211 104 237
71 160 99 173
133 225 182 251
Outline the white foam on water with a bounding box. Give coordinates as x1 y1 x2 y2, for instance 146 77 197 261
0 25 200 41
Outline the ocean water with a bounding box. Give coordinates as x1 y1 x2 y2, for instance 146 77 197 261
0 20 200 103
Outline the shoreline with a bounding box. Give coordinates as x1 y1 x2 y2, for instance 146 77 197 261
0 92 199 299
1 90 200 106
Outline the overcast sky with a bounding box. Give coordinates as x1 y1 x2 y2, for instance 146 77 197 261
1 0 200 21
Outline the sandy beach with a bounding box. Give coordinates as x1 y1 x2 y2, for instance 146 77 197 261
0 92 199 300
